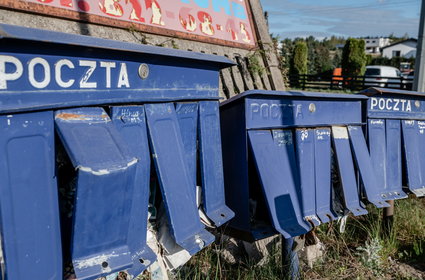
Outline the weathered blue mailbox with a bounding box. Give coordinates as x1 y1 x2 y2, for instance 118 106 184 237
0 24 234 280
361 87 425 198
220 90 389 241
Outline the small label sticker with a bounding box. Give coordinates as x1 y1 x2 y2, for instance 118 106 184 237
332 126 349 139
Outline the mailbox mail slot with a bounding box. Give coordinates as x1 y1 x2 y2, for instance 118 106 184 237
0 24 234 280
361 87 425 198
220 90 387 241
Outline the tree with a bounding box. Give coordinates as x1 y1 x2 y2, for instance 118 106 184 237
291 41 308 76
314 44 333 74
341 38 367 76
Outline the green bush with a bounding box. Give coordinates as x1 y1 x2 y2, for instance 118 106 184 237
341 38 367 76
291 41 308 76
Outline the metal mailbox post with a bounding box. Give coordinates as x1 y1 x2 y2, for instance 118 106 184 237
0 24 234 280
361 87 425 198
219 90 389 241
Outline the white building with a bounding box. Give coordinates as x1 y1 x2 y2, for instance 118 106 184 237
382 39 417 59
364 37 391 54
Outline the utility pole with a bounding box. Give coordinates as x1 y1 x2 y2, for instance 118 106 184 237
414 0 425 91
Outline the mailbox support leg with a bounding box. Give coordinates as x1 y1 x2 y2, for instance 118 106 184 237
282 237 300 280
382 200 395 238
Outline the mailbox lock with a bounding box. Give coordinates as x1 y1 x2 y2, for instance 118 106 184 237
138 63 150 79
309 103 316 113
415 100 421 108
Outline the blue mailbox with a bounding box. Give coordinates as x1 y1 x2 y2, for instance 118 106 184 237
220 90 389 241
0 24 233 280
361 87 425 198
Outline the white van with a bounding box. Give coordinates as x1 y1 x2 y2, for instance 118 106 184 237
364 66 402 88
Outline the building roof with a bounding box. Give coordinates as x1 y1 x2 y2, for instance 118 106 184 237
381 38 417 50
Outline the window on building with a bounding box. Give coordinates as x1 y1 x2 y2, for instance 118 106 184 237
372 40 376 43
392 50 401 57
366 40 370 43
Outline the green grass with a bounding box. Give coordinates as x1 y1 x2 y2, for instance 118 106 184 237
172 197 425 280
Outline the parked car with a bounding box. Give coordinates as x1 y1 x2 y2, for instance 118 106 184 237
402 71 414 90
364 66 402 88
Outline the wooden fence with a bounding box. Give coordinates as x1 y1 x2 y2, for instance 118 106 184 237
289 74 414 91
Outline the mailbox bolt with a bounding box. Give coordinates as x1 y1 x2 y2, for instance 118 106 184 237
138 63 150 79
195 236 204 248
309 103 316 113
415 101 421 108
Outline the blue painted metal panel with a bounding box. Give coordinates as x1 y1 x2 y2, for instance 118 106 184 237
55 107 138 280
361 89 424 198
0 50 221 114
368 119 387 196
295 129 320 226
248 129 311 238
110 106 156 277
314 128 338 223
386 120 407 198
361 88 425 120
0 24 232 279
245 98 363 129
221 90 368 106
367 119 406 200
219 102 254 238
332 127 368 216
402 120 425 197
348 125 390 208
176 103 199 200
365 96 425 120
198 101 235 226
220 90 373 240
0 111 62 280
0 24 235 115
145 103 214 255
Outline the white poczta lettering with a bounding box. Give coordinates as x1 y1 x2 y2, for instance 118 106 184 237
0 55 23 90
79 60 97 88
117 63 130 88
386 99 392 110
370 97 378 109
371 98 413 112
393 99 400 111
100 62 116 88
406 100 412 112
378 98 385 110
28 57 51 89
55 59 75 88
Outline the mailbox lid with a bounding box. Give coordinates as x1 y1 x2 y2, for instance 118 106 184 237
0 24 233 68
0 24 234 114
360 87 425 120
221 90 367 129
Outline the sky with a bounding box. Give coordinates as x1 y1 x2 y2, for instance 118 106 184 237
259 0 422 39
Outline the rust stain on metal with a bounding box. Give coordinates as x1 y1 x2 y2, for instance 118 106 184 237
55 113 108 121
55 113 89 120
